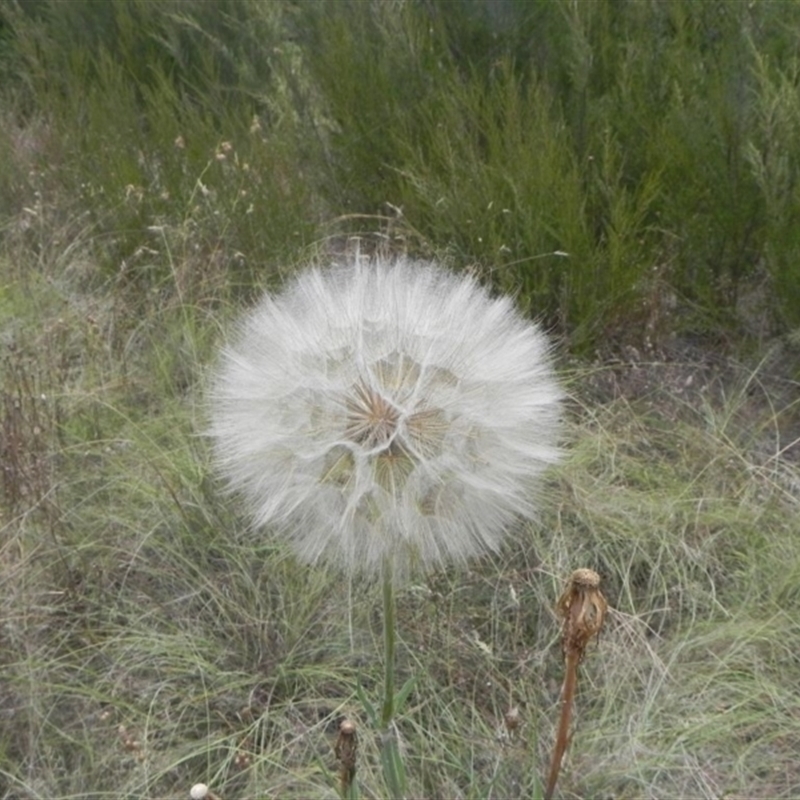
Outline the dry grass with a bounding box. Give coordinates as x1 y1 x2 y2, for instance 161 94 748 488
2 213 799 798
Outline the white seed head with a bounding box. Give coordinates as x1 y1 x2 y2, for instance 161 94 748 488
189 784 209 800
209 256 563 579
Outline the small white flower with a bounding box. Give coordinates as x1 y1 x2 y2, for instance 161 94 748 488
209 256 562 578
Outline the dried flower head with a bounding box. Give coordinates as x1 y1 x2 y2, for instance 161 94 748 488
335 718 359 795
545 568 608 800
209 256 562 578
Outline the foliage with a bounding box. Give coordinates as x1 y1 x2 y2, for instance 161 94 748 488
2 0 800 342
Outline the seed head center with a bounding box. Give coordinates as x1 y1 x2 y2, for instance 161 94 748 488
346 381 401 448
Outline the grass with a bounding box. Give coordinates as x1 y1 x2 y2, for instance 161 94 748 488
2 1 800 798
3 226 799 797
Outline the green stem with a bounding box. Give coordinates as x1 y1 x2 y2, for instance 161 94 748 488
380 570 396 729
379 567 406 799
380 730 406 800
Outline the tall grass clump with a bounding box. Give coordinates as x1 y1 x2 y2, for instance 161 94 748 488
5 0 800 347
3 223 800 795
0 0 319 297
746 46 800 330
298 0 800 347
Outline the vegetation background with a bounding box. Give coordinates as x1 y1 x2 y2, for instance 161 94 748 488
1 0 799 798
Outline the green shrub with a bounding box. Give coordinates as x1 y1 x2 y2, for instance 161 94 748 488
0 0 317 296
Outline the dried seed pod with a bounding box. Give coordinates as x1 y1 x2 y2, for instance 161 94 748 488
504 706 521 733
544 569 608 800
334 718 359 797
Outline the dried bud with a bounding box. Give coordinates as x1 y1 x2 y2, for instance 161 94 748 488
545 569 608 800
335 718 359 795
504 706 521 732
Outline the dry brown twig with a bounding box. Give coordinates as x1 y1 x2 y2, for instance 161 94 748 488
544 568 608 800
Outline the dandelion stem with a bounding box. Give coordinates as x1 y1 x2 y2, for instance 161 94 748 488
381 570 396 729
379 567 406 799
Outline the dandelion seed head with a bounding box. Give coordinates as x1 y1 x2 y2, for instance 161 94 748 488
209 256 563 579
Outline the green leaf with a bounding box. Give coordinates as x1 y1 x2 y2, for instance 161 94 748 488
393 674 417 715
356 679 378 727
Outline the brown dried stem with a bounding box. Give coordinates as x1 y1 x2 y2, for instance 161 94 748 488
544 569 607 800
